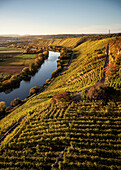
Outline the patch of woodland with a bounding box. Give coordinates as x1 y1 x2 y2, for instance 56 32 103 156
72 82 120 105
0 50 49 92
51 92 72 104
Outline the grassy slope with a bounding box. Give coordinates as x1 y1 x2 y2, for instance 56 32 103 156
105 38 121 88
0 36 121 169
57 37 81 47
0 36 116 137
50 38 63 46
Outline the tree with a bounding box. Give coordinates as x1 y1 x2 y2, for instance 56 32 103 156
29 63 37 74
21 67 30 76
10 98 21 107
29 85 40 96
52 92 72 104
0 101 6 116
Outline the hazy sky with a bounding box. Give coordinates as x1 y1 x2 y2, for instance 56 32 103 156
0 0 121 35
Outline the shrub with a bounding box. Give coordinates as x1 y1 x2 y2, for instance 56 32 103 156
2 80 10 88
51 67 62 78
5 106 11 112
37 53 44 58
52 92 72 104
2 77 20 90
8 76 21 88
86 82 120 104
43 51 48 59
0 101 6 116
46 78 51 84
29 85 40 96
29 63 38 74
86 83 107 100
38 56 44 62
21 67 30 76
34 58 43 68
10 98 21 107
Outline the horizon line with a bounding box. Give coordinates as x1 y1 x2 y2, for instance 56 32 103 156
0 32 121 37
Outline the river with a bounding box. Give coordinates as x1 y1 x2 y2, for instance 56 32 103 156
0 51 60 106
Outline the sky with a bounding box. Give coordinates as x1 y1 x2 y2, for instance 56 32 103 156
0 0 121 35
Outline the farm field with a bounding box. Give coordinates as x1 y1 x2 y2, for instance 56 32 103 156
0 54 37 66
0 35 121 169
0 46 37 74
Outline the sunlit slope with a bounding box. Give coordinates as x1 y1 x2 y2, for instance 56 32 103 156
105 38 121 88
0 37 115 136
0 36 121 169
49 38 63 46
50 37 82 48
47 37 113 92
59 37 81 47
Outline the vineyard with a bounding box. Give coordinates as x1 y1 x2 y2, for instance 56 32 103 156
0 35 121 169
0 100 121 169
105 38 121 88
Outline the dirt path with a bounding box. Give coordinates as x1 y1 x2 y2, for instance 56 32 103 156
0 116 25 142
72 43 110 101
101 43 109 82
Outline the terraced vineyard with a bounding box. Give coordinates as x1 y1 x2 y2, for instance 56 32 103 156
0 35 121 169
0 100 121 169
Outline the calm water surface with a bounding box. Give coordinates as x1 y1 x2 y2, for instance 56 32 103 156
0 51 60 106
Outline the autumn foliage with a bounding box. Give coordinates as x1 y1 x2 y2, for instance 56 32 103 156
0 101 6 116
84 55 105 66
105 38 121 87
87 83 107 100
10 98 21 107
52 92 72 104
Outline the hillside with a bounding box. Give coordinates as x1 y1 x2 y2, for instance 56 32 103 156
0 35 121 169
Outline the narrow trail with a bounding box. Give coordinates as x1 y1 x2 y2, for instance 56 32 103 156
0 50 74 143
0 117 25 142
101 43 109 83
51 146 70 169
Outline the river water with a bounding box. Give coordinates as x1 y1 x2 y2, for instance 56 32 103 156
0 51 60 106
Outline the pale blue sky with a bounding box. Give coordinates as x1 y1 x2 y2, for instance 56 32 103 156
0 0 121 35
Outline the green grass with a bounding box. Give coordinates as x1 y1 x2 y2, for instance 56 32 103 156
0 54 37 66
18 54 37 59
0 36 121 169
0 47 24 52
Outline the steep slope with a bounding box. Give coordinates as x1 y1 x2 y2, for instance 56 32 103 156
0 36 121 169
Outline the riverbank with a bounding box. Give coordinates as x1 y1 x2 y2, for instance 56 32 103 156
0 49 74 141
0 48 73 119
